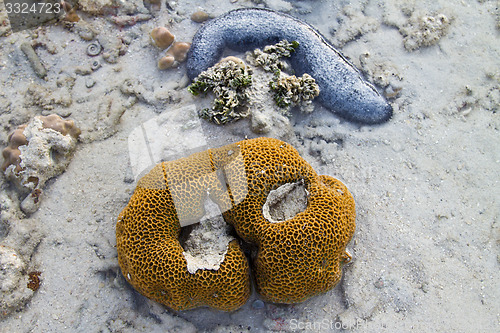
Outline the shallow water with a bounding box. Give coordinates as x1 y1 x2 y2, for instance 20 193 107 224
0 0 499 332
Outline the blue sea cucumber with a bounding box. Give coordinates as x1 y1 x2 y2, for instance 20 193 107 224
186 8 392 124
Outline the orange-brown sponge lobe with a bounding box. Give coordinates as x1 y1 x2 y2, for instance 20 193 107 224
116 137 355 310
222 138 355 303
116 156 250 311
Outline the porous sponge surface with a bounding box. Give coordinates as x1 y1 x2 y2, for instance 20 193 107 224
116 153 251 311
116 137 355 310
223 139 355 303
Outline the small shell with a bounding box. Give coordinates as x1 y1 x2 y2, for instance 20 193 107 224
86 42 102 56
90 60 101 71
150 27 175 50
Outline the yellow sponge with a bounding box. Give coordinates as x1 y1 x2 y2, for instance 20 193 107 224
116 137 355 310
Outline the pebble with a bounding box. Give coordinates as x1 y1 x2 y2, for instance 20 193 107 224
374 277 385 289
123 167 135 183
191 10 211 23
252 299 265 309
168 42 191 62
85 78 96 88
74 65 92 75
158 55 175 70
150 27 174 50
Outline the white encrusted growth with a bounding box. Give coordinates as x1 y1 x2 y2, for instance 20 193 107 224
182 199 234 274
383 4 453 51
263 180 308 223
400 12 452 51
0 244 34 316
331 5 379 47
5 117 78 193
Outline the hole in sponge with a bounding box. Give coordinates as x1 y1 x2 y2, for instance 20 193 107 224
262 179 308 223
180 197 235 274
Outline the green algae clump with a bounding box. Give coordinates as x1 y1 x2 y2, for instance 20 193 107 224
246 39 299 75
188 59 252 124
188 40 320 125
270 73 320 110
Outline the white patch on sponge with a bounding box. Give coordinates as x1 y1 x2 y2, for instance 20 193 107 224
263 180 309 223
182 198 234 274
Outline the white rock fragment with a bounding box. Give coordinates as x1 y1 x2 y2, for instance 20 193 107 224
5 117 78 192
0 245 25 292
0 245 34 316
2 114 80 214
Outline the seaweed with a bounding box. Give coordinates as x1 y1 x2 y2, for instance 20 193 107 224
269 73 320 111
188 60 252 124
246 39 299 74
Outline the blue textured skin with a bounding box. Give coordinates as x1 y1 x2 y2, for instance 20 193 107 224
186 8 392 124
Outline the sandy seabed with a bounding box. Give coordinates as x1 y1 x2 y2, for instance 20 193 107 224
0 0 498 332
